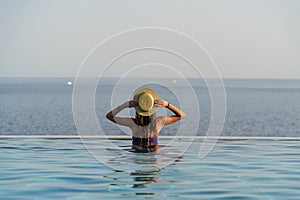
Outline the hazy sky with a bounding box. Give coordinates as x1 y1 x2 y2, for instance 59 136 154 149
0 0 299 78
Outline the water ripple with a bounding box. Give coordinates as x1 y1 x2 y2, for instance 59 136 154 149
0 139 300 199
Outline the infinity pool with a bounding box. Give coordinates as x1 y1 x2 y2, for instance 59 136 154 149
0 138 299 199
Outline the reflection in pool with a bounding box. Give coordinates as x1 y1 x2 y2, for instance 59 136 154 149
0 138 300 199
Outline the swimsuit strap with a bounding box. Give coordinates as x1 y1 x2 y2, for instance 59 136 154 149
132 136 158 146
132 136 158 141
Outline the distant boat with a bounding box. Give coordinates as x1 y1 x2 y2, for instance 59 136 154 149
67 81 73 86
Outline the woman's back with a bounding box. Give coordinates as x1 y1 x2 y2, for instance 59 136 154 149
130 115 165 138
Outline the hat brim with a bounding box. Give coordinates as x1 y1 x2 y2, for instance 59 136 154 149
133 88 158 116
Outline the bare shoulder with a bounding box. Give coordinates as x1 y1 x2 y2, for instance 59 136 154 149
113 117 135 127
156 116 166 125
157 115 183 125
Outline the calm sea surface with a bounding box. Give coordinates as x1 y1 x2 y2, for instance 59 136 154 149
0 77 300 136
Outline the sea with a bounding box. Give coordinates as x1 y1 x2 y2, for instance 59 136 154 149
1 77 300 199
0 77 300 137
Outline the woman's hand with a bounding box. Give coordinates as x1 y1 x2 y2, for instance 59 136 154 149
128 100 138 108
154 99 169 107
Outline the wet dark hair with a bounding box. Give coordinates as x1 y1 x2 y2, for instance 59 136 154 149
134 112 157 138
134 112 154 126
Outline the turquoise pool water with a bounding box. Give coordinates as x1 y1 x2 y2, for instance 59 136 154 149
0 138 299 199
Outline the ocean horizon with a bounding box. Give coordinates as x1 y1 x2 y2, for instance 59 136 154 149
1 77 300 137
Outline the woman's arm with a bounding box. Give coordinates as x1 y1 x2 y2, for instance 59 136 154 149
106 100 137 127
155 99 185 125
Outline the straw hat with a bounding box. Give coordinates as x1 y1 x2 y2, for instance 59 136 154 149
133 87 158 116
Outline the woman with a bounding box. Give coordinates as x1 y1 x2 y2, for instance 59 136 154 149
106 88 185 150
